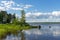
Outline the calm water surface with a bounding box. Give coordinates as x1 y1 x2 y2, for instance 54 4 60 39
2 23 60 40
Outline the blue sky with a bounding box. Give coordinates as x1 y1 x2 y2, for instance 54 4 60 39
0 0 60 22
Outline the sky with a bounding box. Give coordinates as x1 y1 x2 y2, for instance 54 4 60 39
0 0 60 22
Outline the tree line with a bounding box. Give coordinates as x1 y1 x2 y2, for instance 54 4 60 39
0 11 16 24
0 10 29 26
0 10 26 24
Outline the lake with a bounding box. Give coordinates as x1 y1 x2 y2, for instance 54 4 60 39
1 23 60 40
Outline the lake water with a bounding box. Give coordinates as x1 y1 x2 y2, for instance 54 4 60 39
2 23 60 40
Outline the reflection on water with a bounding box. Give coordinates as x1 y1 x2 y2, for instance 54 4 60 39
24 24 60 40
1 24 60 40
5 33 21 40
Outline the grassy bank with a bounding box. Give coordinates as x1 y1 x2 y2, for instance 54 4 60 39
0 24 31 39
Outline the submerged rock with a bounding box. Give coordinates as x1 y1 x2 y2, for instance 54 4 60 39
49 26 51 28
39 25 41 29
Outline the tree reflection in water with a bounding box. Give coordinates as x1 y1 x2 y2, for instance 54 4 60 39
21 31 25 40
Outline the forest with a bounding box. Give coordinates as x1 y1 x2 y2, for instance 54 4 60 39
0 11 16 23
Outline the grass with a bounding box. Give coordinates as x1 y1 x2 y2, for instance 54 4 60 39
0 24 31 39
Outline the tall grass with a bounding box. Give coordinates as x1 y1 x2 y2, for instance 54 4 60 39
0 24 30 39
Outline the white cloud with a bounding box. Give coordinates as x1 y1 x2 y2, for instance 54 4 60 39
34 12 42 16
48 16 53 19
17 4 20 6
0 7 5 11
26 12 42 17
26 11 60 17
11 7 23 10
52 11 60 16
23 5 32 9
26 11 60 22
26 12 32 17
1 1 15 8
0 0 32 11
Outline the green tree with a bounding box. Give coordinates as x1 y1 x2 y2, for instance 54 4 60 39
20 10 29 26
20 10 25 23
0 12 3 23
7 13 12 23
12 13 17 24
0 11 7 23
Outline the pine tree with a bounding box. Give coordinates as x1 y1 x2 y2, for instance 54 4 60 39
20 10 25 23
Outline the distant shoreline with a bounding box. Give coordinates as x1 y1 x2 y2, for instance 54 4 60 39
27 22 60 24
